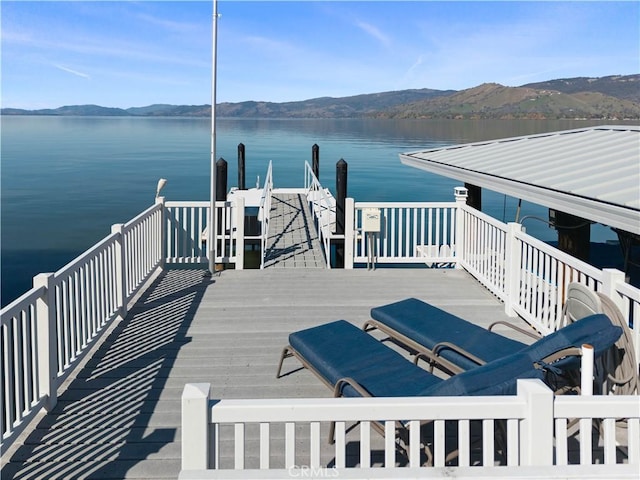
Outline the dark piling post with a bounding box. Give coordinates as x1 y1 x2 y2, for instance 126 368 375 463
216 158 228 201
238 143 246 190
335 159 348 268
312 144 320 179
465 183 482 210
215 158 228 239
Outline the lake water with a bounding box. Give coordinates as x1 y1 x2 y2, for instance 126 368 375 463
1 116 622 306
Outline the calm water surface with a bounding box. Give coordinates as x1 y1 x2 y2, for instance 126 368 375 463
1 117 622 306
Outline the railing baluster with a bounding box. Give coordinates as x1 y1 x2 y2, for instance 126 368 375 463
360 420 371 468
603 418 616 464
628 417 639 464
506 418 518 466
384 420 395 468
579 417 593 464
458 419 470 466
4 322 16 431
310 421 320 468
409 419 420 467
22 310 33 412
13 317 23 422
483 419 494 466
285 422 295 469
234 423 244 469
259 422 269 469
334 421 346 468
434 419 445 467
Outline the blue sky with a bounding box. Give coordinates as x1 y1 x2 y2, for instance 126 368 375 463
2 1 639 109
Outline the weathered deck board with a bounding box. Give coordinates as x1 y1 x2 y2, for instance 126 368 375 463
2 267 534 479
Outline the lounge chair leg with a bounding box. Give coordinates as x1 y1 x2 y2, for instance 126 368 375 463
276 346 293 378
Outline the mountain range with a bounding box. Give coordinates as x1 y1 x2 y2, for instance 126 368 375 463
3 74 639 120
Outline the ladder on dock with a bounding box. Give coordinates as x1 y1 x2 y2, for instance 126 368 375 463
262 193 326 268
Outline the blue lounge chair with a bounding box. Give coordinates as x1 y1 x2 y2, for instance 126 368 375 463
365 297 541 374
276 314 621 459
276 313 622 399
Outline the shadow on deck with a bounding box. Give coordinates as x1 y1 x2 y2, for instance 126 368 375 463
2 267 213 479
263 193 326 268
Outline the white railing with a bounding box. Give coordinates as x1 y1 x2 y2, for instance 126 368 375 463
508 224 606 333
351 202 458 266
259 161 273 269
166 200 244 267
614 280 640 367
304 162 334 268
453 204 640 345
180 379 639 478
1 201 164 451
457 204 509 299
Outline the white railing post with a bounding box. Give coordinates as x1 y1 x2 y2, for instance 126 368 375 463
235 197 245 270
454 187 468 269
111 223 128 319
518 379 554 466
156 196 166 269
182 383 211 471
581 344 594 396
504 222 524 317
33 272 57 412
601 268 626 310
344 197 354 269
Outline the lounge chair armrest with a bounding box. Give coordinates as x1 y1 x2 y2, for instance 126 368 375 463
539 346 583 365
488 320 541 340
432 342 486 367
334 377 373 398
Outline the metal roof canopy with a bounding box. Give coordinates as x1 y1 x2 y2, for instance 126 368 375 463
400 125 640 235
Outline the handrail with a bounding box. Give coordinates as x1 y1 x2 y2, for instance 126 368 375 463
259 161 273 269
304 161 333 268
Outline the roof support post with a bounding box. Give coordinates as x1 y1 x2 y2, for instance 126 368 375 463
553 210 591 262
464 182 481 210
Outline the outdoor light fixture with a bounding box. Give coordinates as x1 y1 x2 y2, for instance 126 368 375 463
156 178 167 199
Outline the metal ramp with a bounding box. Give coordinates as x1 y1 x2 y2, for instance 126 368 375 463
262 193 326 268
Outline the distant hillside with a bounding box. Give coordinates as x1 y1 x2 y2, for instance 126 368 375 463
3 104 130 116
382 81 640 120
523 74 640 103
215 88 453 118
2 74 638 119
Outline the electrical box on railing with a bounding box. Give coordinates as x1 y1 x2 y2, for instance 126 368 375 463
362 208 381 232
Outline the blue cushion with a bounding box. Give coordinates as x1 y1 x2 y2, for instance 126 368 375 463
420 314 622 397
519 314 622 370
421 350 545 396
289 320 441 397
371 298 526 370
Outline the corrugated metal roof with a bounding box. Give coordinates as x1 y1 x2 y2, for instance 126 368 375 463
400 125 640 235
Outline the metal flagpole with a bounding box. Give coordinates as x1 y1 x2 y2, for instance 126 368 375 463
208 0 218 275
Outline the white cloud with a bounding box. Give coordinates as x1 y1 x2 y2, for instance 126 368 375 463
355 20 391 48
54 64 91 79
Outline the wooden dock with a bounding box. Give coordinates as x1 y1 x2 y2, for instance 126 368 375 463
1 265 535 479
263 193 326 268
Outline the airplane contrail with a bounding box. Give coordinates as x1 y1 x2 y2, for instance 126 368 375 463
54 64 91 79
